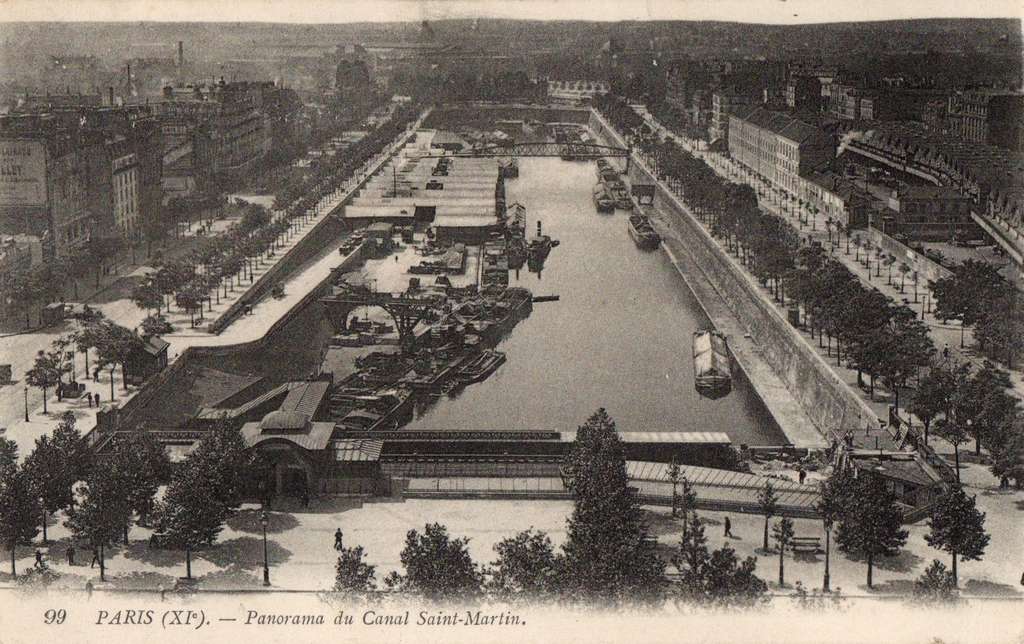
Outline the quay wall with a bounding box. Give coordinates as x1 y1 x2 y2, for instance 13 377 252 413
104 247 366 434
589 110 880 442
205 204 350 334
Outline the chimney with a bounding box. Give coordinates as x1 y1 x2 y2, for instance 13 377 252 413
108 86 114 106
178 41 184 68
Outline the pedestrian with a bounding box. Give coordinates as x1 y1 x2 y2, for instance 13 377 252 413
34 549 43 569
66 544 75 566
798 469 807 485
85 580 94 600
94 393 101 407
87 393 93 408
90 546 99 569
943 343 950 360
301 488 310 509
93 367 100 381
159 585 166 602
334 528 343 551
724 516 734 538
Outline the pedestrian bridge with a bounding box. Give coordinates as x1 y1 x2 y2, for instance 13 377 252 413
416 141 629 159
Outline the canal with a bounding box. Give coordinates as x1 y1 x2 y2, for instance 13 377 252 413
404 157 785 445
142 154 784 446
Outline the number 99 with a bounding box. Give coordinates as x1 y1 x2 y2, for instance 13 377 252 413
44 609 66 625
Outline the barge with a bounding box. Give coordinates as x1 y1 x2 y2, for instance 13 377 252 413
693 330 732 399
628 213 661 250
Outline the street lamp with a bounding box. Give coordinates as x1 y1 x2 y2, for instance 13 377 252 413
261 511 270 587
24 385 29 422
823 516 833 593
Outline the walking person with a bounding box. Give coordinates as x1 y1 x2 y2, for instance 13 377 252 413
90 546 99 569
66 544 75 566
724 516 734 538
85 580 93 600
334 528 343 551
798 468 807 485
34 549 44 569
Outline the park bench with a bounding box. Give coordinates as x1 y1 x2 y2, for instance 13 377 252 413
789 536 822 554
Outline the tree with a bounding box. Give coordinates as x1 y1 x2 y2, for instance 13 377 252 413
925 487 989 586
912 559 959 604
384 523 484 601
139 314 173 339
817 467 854 593
668 459 680 518
757 481 778 551
990 414 1024 488
975 288 1024 369
673 513 768 609
107 432 172 539
154 421 248 578
0 438 18 471
50 412 91 483
92 320 143 398
907 363 958 445
64 460 131 582
772 516 794 587
560 408 666 605
24 437 72 543
0 465 40 577
24 350 61 414
334 545 377 597
835 474 908 588
489 528 562 602
131 280 163 315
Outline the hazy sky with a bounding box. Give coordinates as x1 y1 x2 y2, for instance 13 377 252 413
0 0 1020 25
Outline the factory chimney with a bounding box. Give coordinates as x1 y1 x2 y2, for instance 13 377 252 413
178 41 184 68
108 86 114 106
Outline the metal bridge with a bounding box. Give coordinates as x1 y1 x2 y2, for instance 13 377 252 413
417 141 630 159
320 289 442 350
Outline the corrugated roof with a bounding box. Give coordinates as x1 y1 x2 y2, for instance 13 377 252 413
332 439 384 462
559 430 731 444
280 381 329 419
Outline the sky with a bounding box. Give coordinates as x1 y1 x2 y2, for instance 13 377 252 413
0 0 1020 25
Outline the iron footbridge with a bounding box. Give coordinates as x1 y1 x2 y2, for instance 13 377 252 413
417 141 630 159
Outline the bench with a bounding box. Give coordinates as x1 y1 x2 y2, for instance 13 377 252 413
789 536 822 554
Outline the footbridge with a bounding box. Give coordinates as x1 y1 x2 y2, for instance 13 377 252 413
320 288 443 349
417 141 630 160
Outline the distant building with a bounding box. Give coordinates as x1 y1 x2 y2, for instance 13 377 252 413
154 79 297 182
946 91 1024 153
0 234 42 279
883 184 976 242
785 75 822 112
0 105 163 256
728 106 834 196
801 170 873 230
709 89 758 144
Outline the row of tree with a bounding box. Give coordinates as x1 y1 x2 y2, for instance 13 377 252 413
24 313 147 411
598 94 937 412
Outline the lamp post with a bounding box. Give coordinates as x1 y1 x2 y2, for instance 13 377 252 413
823 516 832 593
24 385 29 422
261 510 270 587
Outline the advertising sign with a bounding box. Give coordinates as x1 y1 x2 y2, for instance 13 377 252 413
0 140 46 207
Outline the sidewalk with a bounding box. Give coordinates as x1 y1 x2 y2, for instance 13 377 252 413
641 108 1023 406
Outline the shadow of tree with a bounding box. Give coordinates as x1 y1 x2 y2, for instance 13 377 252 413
963 579 1022 597
110 570 179 590
198 536 292 569
640 509 682 537
842 549 923 574
793 551 821 564
227 509 300 535
121 540 186 568
197 564 264 590
266 496 368 514
868 578 916 595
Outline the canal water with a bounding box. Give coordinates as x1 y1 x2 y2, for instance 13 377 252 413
145 156 783 446
404 157 785 445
